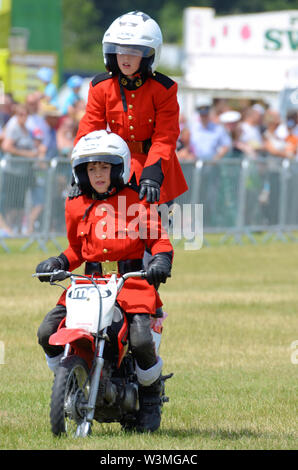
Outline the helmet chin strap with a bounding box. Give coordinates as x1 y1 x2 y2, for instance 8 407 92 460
91 185 118 200
72 168 79 185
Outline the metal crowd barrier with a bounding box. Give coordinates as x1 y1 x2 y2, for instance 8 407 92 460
0 154 298 252
175 154 298 245
0 156 72 252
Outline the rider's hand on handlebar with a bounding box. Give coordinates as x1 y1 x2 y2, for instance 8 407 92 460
36 256 68 282
146 252 172 287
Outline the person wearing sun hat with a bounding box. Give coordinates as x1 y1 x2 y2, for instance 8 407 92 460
60 75 84 116
37 67 59 108
38 102 62 160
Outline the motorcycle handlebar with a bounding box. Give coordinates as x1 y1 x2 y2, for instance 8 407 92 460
32 270 147 285
116 270 147 292
32 270 72 280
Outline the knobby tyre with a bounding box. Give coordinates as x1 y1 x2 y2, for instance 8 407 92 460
50 355 90 437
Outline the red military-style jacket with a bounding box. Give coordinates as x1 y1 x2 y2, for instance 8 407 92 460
57 187 173 314
74 72 188 204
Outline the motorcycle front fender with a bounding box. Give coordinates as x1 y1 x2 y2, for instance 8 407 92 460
49 328 95 352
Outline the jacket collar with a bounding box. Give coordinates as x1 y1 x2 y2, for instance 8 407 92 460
118 72 147 90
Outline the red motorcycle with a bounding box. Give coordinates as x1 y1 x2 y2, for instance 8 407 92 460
34 269 172 437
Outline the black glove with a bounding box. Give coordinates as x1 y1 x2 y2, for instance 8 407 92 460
139 179 160 203
35 255 69 282
146 253 172 286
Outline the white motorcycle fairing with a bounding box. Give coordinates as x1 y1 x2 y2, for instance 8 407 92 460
66 275 118 334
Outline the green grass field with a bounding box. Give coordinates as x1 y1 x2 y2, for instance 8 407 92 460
0 238 297 450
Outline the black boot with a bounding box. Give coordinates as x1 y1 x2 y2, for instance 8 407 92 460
136 377 162 433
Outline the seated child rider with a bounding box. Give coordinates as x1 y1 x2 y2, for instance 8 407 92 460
35 130 173 432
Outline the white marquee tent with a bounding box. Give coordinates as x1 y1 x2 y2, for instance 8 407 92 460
179 7 298 118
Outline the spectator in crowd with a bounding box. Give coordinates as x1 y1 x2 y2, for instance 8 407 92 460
56 116 77 158
0 95 49 234
210 98 231 124
219 110 241 130
252 103 266 130
0 93 15 129
25 91 48 138
28 103 73 234
71 98 86 124
1 98 62 234
0 94 15 149
38 102 61 160
37 67 59 108
0 92 47 139
257 109 295 226
285 112 298 158
189 97 232 162
263 109 295 159
26 128 46 235
60 75 83 116
29 103 62 232
41 104 73 231
238 106 264 157
176 126 195 162
219 110 244 157
2 103 45 159
1 93 49 233
189 97 232 226
217 110 244 225
0 103 46 233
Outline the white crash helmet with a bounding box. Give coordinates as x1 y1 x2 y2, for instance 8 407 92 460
102 11 162 73
71 130 131 192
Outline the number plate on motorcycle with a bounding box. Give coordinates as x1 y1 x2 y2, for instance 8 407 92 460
65 279 117 333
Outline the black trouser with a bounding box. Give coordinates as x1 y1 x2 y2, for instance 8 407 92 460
37 305 65 358
37 307 157 371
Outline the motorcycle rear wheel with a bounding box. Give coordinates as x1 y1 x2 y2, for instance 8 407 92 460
50 355 90 437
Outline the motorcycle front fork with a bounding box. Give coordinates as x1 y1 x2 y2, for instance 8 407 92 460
63 343 71 357
85 336 105 424
63 321 164 437
63 329 107 437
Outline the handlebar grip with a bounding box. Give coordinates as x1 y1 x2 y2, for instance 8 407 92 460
32 270 71 281
51 270 71 281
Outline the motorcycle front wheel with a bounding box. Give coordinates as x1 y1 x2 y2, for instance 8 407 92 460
50 355 91 437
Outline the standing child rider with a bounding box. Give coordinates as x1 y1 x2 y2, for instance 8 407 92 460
35 130 173 433
73 10 188 206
